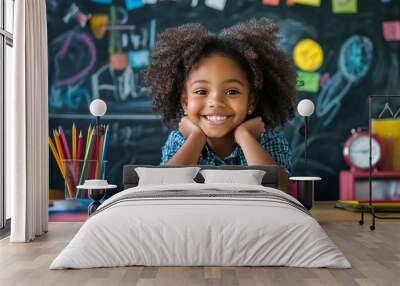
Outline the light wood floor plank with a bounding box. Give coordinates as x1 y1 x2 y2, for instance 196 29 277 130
0 204 399 286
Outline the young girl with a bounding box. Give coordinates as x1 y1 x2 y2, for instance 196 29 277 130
144 18 296 175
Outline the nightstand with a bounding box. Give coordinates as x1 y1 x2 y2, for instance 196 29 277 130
77 180 117 215
289 176 321 210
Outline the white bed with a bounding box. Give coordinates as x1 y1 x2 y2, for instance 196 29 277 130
50 183 351 269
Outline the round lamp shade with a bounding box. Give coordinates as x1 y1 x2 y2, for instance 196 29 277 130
89 99 107 117
297 99 315 117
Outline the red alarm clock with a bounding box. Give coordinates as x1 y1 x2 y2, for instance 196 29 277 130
343 130 384 171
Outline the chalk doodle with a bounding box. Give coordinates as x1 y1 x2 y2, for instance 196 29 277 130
50 85 91 111
50 7 156 108
278 19 317 54
63 3 91 27
339 36 373 81
316 35 373 126
51 31 97 87
320 72 331 88
284 116 337 176
91 16 155 104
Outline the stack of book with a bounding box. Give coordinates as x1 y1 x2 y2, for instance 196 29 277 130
336 200 400 211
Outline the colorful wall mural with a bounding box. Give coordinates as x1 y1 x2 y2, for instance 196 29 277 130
47 0 400 200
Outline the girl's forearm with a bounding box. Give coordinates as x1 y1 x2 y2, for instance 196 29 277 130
236 130 278 166
166 133 206 165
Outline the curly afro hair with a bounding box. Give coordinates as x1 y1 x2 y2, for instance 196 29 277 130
144 18 296 129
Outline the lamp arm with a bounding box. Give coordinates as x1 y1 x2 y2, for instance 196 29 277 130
305 116 309 168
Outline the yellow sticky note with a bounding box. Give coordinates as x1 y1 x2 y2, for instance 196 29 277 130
296 71 320 93
89 14 109 39
293 0 321 6
332 0 358 14
293 39 324 72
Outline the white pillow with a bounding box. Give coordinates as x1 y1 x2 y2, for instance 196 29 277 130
135 167 201 186
200 169 266 185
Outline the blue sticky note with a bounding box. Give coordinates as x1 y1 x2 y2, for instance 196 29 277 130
125 0 144 10
128 50 149 68
91 0 112 4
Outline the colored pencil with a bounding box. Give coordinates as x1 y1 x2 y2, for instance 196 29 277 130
77 131 83 161
58 126 71 160
60 125 79 195
77 131 95 198
72 123 76 161
76 131 83 187
71 123 78 188
53 130 74 198
85 130 97 197
101 125 109 162
89 129 98 180
53 130 65 168
95 135 104 179
85 124 92 154
101 125 109 179
48 136 63 177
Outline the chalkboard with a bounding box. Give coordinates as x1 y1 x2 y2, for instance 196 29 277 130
46 0 400 200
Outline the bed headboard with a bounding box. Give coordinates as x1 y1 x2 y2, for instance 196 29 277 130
122 165 290 194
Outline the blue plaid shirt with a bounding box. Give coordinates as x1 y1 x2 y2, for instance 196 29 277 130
160 128 292 174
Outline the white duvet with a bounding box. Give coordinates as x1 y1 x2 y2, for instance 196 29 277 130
50 183 351 269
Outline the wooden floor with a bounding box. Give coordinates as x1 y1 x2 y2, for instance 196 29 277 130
1 203 399 286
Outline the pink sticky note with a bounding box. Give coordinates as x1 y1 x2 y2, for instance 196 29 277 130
287 0 295 5
383 21 400 41
263 0 279 5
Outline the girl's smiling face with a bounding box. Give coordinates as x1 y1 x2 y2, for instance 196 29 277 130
181 54 254 139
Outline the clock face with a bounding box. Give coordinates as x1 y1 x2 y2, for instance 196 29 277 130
348 136 381 169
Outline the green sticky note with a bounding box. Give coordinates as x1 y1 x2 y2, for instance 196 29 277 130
296 71 320 93
332 0 358 14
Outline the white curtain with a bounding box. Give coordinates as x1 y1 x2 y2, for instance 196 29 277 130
7 0 49 242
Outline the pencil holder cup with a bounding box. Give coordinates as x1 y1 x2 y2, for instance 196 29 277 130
63 159 108 199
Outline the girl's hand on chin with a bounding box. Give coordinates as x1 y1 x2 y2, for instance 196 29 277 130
234 117 266 142
179 116 205 139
